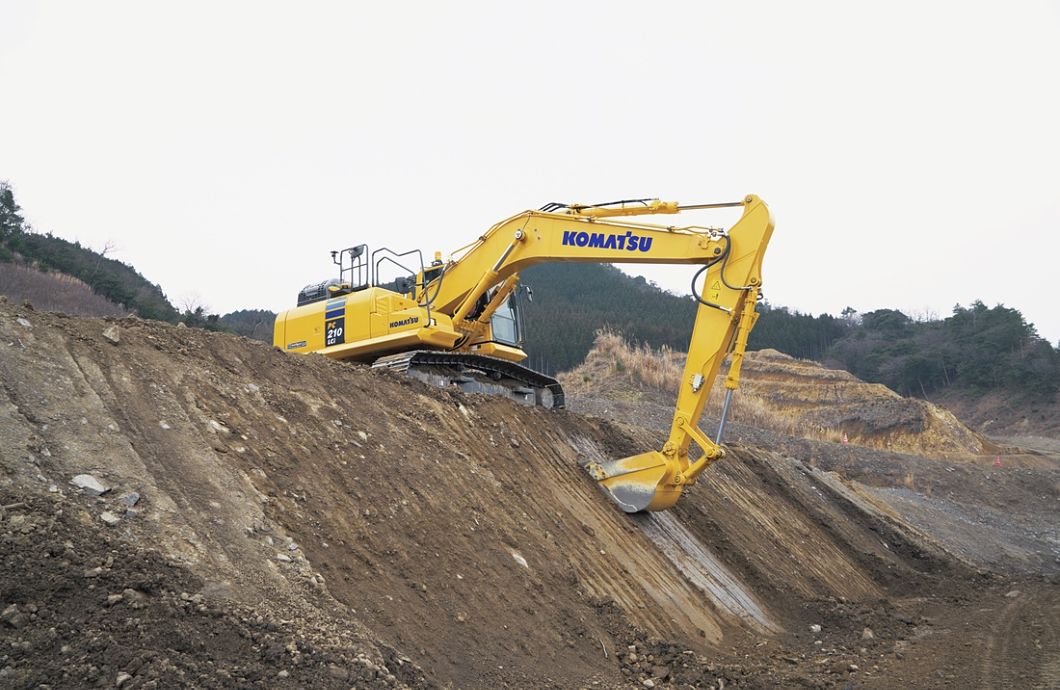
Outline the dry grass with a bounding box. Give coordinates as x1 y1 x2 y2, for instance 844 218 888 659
583 329 684 392
0 263 126 317
565 330 844 443
713 393 844 443
561 330 986 455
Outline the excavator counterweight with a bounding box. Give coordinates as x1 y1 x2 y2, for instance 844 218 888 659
274 195 775 512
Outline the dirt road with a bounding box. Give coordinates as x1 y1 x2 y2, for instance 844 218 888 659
976 587 1060 689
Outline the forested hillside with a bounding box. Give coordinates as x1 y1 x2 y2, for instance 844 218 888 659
519 264 857 371
752 303 848 361
1 182 178 321
521 263 1059 404
826 303 1059 400
1 181 263 333
519 263 696 373
219 309 275 342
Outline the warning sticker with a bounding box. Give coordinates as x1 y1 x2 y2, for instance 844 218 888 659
708 280 722 302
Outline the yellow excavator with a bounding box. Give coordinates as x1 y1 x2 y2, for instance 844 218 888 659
274 195 774 512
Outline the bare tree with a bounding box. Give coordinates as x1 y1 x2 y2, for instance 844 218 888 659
85 240 119 283
179 293 212 315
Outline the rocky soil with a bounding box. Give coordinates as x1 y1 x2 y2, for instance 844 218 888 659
0 491 426 689
2 300 1058 688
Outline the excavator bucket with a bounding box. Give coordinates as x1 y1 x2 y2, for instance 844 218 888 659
582 451 684 513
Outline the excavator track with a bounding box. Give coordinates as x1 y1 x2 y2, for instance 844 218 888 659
372 350 565 409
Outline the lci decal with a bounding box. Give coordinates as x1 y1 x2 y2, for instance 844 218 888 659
561 230 653 252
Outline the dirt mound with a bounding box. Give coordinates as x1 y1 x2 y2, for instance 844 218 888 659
2 302 1058 688
933 387 1060 437
560 333 986 458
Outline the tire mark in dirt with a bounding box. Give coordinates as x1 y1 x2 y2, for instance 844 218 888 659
977 590 1060 689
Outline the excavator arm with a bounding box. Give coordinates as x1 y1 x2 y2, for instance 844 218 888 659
421 195 775 512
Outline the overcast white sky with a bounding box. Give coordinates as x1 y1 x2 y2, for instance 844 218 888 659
2 1 1058 343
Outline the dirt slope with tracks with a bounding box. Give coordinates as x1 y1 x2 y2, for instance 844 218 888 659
1 301 1057 688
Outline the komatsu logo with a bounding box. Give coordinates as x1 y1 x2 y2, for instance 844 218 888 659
561 230 653 252
389 317 419 328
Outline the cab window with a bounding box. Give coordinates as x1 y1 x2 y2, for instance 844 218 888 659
491 297 519 345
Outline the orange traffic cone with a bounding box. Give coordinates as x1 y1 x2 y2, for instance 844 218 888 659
994 456 1002 468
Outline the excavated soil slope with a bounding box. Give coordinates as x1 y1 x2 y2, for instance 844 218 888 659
561 335 1060 574
2 302 1058 689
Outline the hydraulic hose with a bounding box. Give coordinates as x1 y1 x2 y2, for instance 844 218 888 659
690 234 759 312
690 236 730 312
